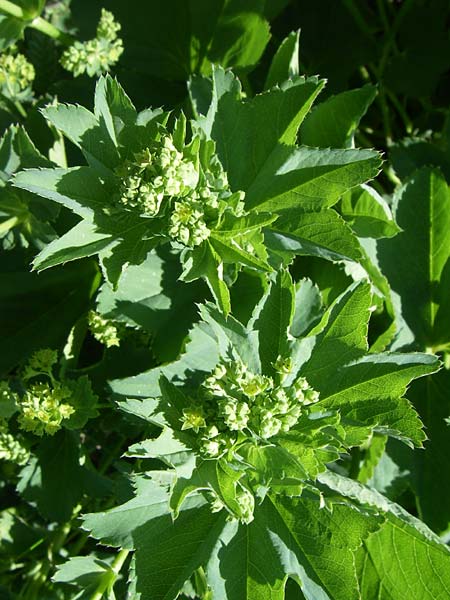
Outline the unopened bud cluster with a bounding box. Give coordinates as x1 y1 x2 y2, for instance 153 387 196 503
0 419 29 465
88 311 124 348
61 9 123 77
17 349 75 436
181 358 320 458
0 51 35 98
116 133 244 247
18 382 74 436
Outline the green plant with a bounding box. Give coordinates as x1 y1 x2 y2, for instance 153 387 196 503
1 1 450 599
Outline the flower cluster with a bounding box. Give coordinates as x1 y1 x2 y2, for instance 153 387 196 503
88 310 123 348
12 349 97 436
23 348 58 380
18 382 74 436
0 419 29 465
116 133 245 247
181 359 320 458
61 9 123 77
0 51 35 99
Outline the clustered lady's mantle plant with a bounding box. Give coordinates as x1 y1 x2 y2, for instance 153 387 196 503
1 2 450 598
7 68 446 599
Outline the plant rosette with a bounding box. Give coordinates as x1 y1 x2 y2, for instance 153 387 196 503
13 72 382 315
81 271 440 599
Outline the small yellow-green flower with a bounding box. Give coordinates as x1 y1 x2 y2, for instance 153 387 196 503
0 419 29 465
88 311 122 348
61 9 123 77
18 382 74 436
0 52 35 98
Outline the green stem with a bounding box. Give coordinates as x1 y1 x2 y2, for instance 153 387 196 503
0 215 20 234
0 0 22 19
14 99 27 118
30 16 74 44
89 549 130 600
385 88 413 134
0 0 73 44
342 0 375 39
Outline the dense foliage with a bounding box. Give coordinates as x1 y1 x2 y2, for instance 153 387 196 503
1 1 450 599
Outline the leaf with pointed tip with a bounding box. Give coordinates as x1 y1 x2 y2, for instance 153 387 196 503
199 302 260 372
210 235 271 271
378 167 450 348
94 75 137 148
32 218 113 271
254 268 295 373
189 66 241 138
52 556 112 591
203 74 325 191
181 241 231 316
264 30 300 90
246 145 382 212
266 208 363 262
300 281 372 379
13 167 111 219
291 278 323 338
110 321 220 398
0 125 52 182
341 184 401 239
317 353 439 446
300 85 377 148
321 472 450 600
41 103 119 171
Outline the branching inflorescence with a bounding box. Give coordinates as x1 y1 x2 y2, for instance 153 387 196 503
182 358 319 458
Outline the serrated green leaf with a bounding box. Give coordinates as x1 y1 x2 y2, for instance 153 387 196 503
318 353 439 446
41 104 120 171
378 167 450 349
13 167 111 219
82 476 172 549
300 85 377 148
52 556 112 587
17 430 86 522
341 184 401 239
203 74 325 191
0 14 24 51
110 321 220 398
254 268 295 373
408 369 450 533
300 281 371 379
264 30 300 91
32 218 113 271
321 472 450 600
246 146 382 212
266 208 363 262
94 75 137 148
207 498 378 600
291 278 323 338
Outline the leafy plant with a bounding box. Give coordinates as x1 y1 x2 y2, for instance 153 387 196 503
0 1 449 599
